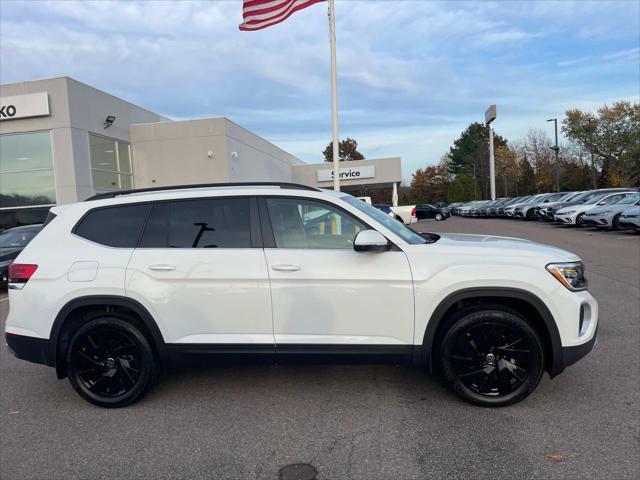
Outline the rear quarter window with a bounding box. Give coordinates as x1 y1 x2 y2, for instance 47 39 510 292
74 204 150 248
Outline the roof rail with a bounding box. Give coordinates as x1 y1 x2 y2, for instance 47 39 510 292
84 182 320 201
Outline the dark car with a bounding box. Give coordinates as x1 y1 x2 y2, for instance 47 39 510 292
415 204 449 221
372 204 394 216
0 224 42 286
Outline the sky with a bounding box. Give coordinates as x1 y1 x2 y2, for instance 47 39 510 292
1 0 638 182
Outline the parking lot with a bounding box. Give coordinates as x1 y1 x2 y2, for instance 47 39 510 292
1 217 638 480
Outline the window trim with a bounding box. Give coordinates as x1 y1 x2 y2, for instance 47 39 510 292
73 195 261 249
258 195 398 251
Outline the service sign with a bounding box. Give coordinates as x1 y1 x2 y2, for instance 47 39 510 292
0 92 50 121
317 165 376 182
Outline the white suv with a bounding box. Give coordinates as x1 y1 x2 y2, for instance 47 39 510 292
5 183 598 408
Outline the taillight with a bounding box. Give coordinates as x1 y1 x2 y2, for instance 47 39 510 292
411 207 416 217
8 264 38 289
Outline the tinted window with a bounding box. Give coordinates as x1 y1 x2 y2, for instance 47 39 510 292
140 198 251 248
266 197 366 249
75 204 150 247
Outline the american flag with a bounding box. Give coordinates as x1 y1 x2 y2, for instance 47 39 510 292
239 0 325 31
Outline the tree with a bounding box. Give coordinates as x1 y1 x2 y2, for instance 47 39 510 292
447 122 507 199
518 129 555 192
322 137 365 162
562 101 640 187
410 165 448 203
518 156 536 195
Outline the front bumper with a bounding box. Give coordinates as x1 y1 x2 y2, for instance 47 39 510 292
562 328 597 368
554 212 578 224
582 216 610 227
5 332 53 366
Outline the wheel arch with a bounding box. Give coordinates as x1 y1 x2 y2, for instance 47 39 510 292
49 295 167 378
416 287 564 377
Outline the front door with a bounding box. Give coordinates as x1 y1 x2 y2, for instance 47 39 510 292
125 196 274 347
260 196 414 350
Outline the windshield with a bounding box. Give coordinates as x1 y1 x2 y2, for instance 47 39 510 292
544 193 567 203
616 193 640 204
0 227 40 248
582 191 616 204
343 196 426 245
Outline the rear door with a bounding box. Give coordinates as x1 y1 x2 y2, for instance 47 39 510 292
125 196 274 348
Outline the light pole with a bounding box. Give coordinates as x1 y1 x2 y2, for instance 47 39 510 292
547 118 560 192
485 105 497 200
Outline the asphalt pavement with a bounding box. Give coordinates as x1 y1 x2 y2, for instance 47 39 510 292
1 217 638 479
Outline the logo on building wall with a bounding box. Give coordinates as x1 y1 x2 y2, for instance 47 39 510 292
0 92 50 121
317 166 375 182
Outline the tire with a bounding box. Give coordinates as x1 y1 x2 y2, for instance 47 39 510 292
525 210 534 221
435 213 444 221
439 307 544 407
66 317 158 408
575 213 585 226
612 213 621 230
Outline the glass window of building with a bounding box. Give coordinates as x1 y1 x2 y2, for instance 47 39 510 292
0 131 56 208
89 134 133 192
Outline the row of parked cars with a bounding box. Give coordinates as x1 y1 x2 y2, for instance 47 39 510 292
448 188 640 231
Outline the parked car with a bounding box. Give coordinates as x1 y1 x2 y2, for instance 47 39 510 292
372 204 395 217
581 193 640 229
538 191 585 221
0 224 42 286
389 204 417 224
555 190 637 226
617 206 640 232
414 203 449 221
505 195 542 218
517 192 574 221
5 182 597 408
544 188 635 222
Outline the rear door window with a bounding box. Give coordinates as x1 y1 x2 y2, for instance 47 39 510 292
140 197 251 248
74 204 150 247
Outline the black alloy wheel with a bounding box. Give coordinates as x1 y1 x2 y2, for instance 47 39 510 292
440 307 544 407
575 213 585 226
66 317 157 407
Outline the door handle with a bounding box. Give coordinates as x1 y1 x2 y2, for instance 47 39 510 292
271 264 301 272
148 264 176 271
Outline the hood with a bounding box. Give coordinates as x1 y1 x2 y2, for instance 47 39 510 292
585 203 638 215
549 200 583 211
621 206 640 217
433 233 578 261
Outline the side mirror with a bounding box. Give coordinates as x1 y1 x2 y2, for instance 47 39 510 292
354 230 390 252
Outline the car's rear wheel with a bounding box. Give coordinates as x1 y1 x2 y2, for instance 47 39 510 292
440 307 544 407
66 317 158 408
435 213 444 221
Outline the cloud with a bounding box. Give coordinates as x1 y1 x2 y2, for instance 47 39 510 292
1 0 638 178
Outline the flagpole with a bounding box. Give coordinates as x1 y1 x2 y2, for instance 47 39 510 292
328 0 340 191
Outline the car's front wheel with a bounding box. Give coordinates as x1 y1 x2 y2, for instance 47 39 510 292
435 213 444 221
66 317 158 408
440 307 544 407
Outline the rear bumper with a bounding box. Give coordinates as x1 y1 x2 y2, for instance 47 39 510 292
5 332 53 366
562 328 597 369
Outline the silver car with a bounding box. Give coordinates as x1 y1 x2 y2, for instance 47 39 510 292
582 192 640 229
618 206 640 232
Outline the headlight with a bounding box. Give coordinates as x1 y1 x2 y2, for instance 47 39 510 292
546 262 588 291
597 211 612 216
561 210 576 215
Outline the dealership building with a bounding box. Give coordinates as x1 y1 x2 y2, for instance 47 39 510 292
0 77 402 229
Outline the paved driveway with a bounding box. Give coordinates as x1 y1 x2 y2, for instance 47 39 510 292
1 217 638 479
